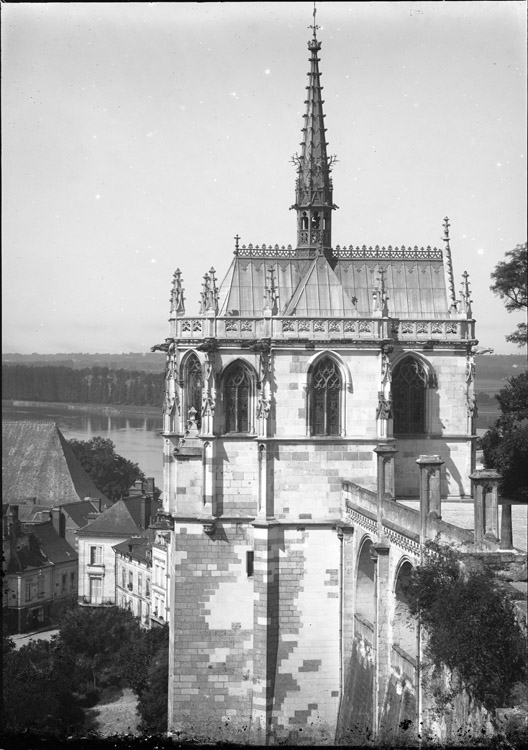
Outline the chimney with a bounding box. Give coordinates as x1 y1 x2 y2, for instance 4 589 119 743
140 496 151 529
145 477 155 498
8 505 20 539
51 507 62 537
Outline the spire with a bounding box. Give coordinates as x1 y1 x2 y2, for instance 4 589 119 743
291 4 337 251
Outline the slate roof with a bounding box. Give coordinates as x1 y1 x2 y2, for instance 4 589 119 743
113 529 155 564
218 248 450 319
31 522 77 565
78 496 160 537
6 521 76 573
62 499 103 528
2 421 109 507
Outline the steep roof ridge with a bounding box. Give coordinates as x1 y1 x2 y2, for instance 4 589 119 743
284 255 357 316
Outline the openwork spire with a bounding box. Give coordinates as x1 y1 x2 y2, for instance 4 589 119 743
291 4 337 250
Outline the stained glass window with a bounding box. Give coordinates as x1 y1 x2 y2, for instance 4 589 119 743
224 363 251 433
311 357 341 436
186 353 203 428
392 357 427 434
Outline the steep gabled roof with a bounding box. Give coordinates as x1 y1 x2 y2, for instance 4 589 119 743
6 521 76 572
31 522 77 565
61 499 102 528
284 256 357 316
216 247 450 319
78 496 160 537
2 422 109 506
218 254 312 317
113 529 155 564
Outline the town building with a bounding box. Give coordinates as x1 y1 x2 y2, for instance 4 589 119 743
50 498 103 550
113 515 172 628
152 17 525 746
114 532 153 627
77 487 159 607
2 505 77 633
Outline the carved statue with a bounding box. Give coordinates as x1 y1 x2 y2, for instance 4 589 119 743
381 349 392 386
376 392 392 420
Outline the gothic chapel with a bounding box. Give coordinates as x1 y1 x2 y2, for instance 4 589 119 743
155 17 478 744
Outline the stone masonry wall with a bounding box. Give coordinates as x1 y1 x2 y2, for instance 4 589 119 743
395 437 473 498
269 526 341 742
274 442 377 521
169 520 254 741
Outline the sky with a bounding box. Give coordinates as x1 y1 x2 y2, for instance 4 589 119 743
2 1 526 355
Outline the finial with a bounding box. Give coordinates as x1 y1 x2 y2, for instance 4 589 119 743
170 268 185 316
234 234 240 254
460 270 473 317
309 1 319 39
264 267 279 315
200 271 218 315
442 216 450 243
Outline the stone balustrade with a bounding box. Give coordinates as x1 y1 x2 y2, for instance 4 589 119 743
172 316 473 341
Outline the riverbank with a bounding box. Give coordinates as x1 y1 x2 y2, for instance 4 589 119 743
2 399 162 419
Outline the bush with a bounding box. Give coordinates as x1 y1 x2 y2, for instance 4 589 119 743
406 542 527 714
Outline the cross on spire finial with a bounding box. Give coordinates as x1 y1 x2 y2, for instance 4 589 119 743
309 1 319 39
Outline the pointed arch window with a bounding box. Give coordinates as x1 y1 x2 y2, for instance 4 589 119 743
392 356 427 434
185 353 202 429
224 362 252 433
310 356 342 436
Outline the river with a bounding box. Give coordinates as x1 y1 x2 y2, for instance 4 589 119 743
2 401 526 551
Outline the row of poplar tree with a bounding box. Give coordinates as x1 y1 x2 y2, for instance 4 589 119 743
2 365 165 407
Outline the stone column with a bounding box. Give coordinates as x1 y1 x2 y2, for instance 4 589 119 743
500 502 513 550
371 542 391 737
470 469 500 544
416 455 444 543
374 444 398 540
201 439 216 516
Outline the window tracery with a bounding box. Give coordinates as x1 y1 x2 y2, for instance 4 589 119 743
392 356 428 434
224 362 252 433
310 356 342 436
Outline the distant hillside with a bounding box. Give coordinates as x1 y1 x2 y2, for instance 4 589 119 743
2 352 164 373
2 352 525 379
474 354 526 381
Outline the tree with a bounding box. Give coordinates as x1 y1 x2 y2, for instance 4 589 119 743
116 623 169 696
137 644 169 734
406 542 526 715
58 604 141 688
68 436 145 501
2 635 84 736
490 243 527 347
482 371 528 500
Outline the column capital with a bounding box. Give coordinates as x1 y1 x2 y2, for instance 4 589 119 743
374 443 398 457
469 469 501 483
416 454 444 467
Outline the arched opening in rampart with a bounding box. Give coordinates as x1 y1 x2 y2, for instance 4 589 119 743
356 537 375 625
392 560 417 658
